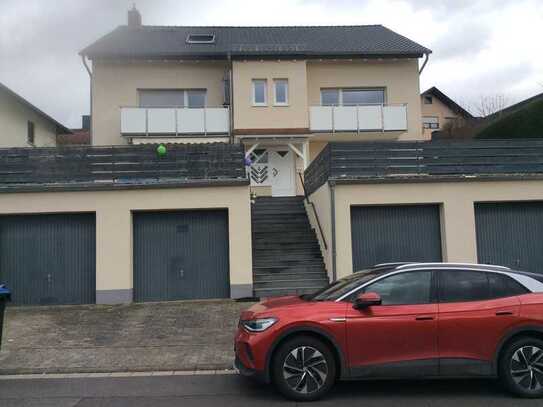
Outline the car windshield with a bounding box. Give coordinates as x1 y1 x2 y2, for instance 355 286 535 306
307 266 395 302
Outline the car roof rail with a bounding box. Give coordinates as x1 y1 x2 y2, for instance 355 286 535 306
395 262 511 271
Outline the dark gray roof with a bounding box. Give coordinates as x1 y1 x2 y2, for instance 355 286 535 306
81 25 431 59
0 81 71 134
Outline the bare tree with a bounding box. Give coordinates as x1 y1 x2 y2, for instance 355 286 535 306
470 94 510 118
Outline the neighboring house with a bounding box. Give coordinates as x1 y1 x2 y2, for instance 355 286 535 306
0 81 70 147
420 86 474 138
80 7 430 198
57 115 91 145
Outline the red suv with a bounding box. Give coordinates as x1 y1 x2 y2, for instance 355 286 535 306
235 263 543 401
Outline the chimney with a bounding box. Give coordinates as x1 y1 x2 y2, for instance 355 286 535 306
127 4 142 27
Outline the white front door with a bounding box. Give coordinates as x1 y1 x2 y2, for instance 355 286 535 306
269 149 296 197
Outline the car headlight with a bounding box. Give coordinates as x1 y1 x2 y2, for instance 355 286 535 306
241 317 278 332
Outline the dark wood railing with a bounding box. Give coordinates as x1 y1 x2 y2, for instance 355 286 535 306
305 140 543 195
0 143 247 188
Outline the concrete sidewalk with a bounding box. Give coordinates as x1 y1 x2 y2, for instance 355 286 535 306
0 300 254 375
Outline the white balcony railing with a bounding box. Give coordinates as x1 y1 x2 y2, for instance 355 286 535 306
309 104 408 133
120 107 230 136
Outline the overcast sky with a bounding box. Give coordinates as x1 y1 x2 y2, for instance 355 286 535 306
1 0 542 128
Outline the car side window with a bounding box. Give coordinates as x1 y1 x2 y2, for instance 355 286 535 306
488 273 529 298
359 271 433 305
439 270 489 303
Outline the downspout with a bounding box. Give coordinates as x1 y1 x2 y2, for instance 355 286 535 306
330 180 337 282
81 54 93 145
418 52 430 75
227 52 235 144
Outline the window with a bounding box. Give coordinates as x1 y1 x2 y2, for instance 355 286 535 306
27 121 35 145
252 80 267 106
321 89 340 106
139 89 207 108
488 273 529 299
186 34 215 44
320 88 385 106
422 116 439 129
439 270 489 303
361 271 433 305
424 95 433 104
274 79 288 105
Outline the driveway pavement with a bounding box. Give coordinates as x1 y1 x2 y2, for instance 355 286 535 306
0 300 254 375
0 373 537 407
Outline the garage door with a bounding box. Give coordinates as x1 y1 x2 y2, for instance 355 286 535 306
0 213 96 305
351 205 443 271
133 210 230 302
475 202 543 273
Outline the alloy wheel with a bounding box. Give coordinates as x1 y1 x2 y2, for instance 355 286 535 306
282 346 328 394
511 346 543 391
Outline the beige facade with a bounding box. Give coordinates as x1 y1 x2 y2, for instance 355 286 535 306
0 88 58 147
232 60 309 131
0 185 253 303
307 59 423 141
308 179 543 280
92 59 228 145
421 93 464 138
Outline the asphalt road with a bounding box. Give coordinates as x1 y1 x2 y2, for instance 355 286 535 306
0 373 540 407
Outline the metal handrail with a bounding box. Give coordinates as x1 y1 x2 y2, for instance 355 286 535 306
298 172 328 251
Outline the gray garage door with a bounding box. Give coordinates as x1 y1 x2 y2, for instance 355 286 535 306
475 202 543 273
0 213 96 305
133 210 230 302
351 205 443 271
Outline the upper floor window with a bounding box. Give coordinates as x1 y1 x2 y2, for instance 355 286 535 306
320 88 385 106
27 121 35 145
422 116 439 129
139 89 207 108
273 79 289 105
424 95 433 104
252 79 267 106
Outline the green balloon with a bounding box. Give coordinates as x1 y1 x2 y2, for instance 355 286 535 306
157 144 167 157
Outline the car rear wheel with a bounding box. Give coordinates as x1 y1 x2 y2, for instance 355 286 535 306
271 335 336 401
500 337 543 398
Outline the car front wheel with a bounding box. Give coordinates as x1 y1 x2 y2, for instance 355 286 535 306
500 337 543 398
271 335 336 401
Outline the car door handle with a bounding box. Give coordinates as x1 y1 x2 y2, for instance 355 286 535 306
496 311 514 316
415 315 434 321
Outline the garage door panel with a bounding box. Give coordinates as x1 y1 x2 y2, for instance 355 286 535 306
475 202 543 273
0 214 96 305
133 210 229 302
351 205 443 271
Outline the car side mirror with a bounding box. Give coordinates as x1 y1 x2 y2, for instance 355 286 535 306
353 292 382 310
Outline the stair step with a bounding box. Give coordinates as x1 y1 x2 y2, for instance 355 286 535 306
255 272 328 282
254 279 329 289
254 287 321 298
254 264 325 271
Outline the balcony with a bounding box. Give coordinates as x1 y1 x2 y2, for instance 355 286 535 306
120 107 230 136
309 104 408 133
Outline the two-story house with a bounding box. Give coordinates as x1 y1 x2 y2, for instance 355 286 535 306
421 86 474 139
80 7 430 198
0 81 70 147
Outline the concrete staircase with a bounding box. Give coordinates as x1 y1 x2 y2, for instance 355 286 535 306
251 196 329 298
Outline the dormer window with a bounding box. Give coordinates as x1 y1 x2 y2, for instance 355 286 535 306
186 34 215 44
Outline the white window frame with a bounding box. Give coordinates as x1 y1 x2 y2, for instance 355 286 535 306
320 87 386 106
273 79 289 106
138 89 207 108
422 116 439 129
252 79 267 106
